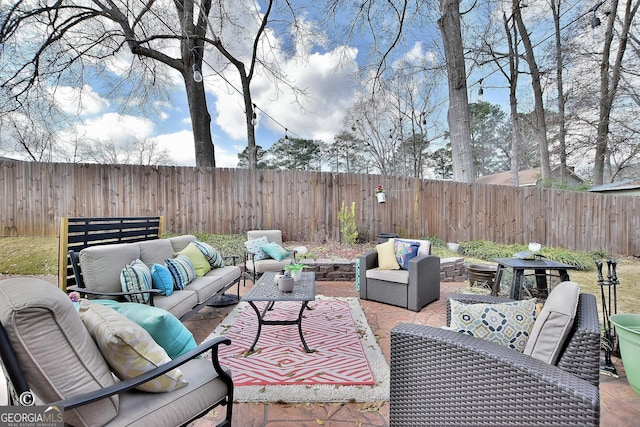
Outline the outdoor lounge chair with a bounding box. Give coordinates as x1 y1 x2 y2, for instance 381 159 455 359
0 277 233 427
243 229 292 285
390 291 600 426
359 239 440 312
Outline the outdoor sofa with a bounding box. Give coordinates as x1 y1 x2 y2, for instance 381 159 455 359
69 234 241 320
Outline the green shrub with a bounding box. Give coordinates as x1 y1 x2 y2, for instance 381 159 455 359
338 202 358 245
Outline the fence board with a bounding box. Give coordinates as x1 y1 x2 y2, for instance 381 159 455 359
0 159 638 256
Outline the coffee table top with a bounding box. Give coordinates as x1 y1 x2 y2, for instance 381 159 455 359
242 271 316 302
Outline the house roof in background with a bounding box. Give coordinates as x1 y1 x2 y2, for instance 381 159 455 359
589 179 640 192
477 167 586 187
476 169 541 186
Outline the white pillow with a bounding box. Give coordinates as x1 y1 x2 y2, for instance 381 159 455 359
523 281 580 364
79 302 188 392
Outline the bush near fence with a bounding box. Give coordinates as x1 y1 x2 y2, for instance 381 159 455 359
0 159 638 257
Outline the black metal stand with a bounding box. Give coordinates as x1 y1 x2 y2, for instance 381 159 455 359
597 259 619 378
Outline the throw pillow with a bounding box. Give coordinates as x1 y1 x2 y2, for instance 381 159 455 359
395 239 421 270
108 302 197 359
244 236 270 260
523 281 580 364
192 240 225 268
79 302 188 392
376 239 400 270
261 241 290 261
176 242 211 277
449 298 537 352
120 259 152 304
150 263 173 296
165 255 197 290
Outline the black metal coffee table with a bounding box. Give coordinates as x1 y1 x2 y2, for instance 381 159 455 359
242 271 316 353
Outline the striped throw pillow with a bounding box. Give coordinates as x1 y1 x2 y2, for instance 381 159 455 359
120 259 152 304
165 255 196 290
192 240 225 268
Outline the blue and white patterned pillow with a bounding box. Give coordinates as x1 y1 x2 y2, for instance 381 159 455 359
192 240 225 268
120 259 152 304
449 298 537 352
165 255 196 290
244 236 270 260
394 239 421 270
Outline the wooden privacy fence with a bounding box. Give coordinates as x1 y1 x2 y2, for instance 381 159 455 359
1 159 638 256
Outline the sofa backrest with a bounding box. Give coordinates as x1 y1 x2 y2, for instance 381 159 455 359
0 278 118 426
78 235 199 294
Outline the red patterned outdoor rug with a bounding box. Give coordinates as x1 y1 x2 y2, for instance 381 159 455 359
204 296 389 403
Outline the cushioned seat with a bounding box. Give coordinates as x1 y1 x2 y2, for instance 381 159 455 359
0 277 233 427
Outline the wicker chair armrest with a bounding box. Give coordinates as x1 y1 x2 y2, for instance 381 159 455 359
390 323 599 426
48 336 233 410
360 250 378 269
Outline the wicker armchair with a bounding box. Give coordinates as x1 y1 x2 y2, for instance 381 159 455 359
390 293 600 426
359 250 440 312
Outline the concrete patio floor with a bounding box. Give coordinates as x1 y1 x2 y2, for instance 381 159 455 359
183 280 640 427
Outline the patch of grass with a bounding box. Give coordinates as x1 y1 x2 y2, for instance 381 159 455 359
458 240 597 271
0 237 59 275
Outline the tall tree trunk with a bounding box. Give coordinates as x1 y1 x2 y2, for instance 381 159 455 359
183 73 215 168
551 0 567 184
503 12 520 187
438 0 475 183
593 0 638 185
513 0 551 182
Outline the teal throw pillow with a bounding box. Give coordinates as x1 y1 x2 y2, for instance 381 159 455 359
192 240 225 268
120 259 152 304
244 236 270 260
261 241 290 261
395 239 421 270
165 255 196 290
108 302 197 359
150 263 174 296
449 298 537 352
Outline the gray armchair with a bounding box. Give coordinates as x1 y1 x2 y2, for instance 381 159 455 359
390 292 600 426
359 248 440 312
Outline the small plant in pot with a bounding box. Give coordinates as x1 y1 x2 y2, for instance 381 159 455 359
285 263 306 281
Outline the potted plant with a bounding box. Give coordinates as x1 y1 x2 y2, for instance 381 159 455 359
375 184 386 203
285 263 306 281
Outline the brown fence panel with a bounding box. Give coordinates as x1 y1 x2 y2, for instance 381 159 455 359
0 159 637 256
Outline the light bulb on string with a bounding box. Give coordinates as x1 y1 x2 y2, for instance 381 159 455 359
251 103 257 126
284 128 289 141
192 64 203 83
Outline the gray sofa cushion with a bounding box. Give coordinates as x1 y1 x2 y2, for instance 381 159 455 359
103 359 231 426
366 268 409 284
138 239 174 266
80 243 141 295
0 278 118 427
169 235 198 253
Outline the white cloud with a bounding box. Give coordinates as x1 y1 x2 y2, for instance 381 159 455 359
51 85 110 116
151 130 239 167
73 113 154 143
209 45 359 145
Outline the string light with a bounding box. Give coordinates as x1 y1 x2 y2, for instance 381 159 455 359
284 128 289 141
251 103 257 126
192 64 203 83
